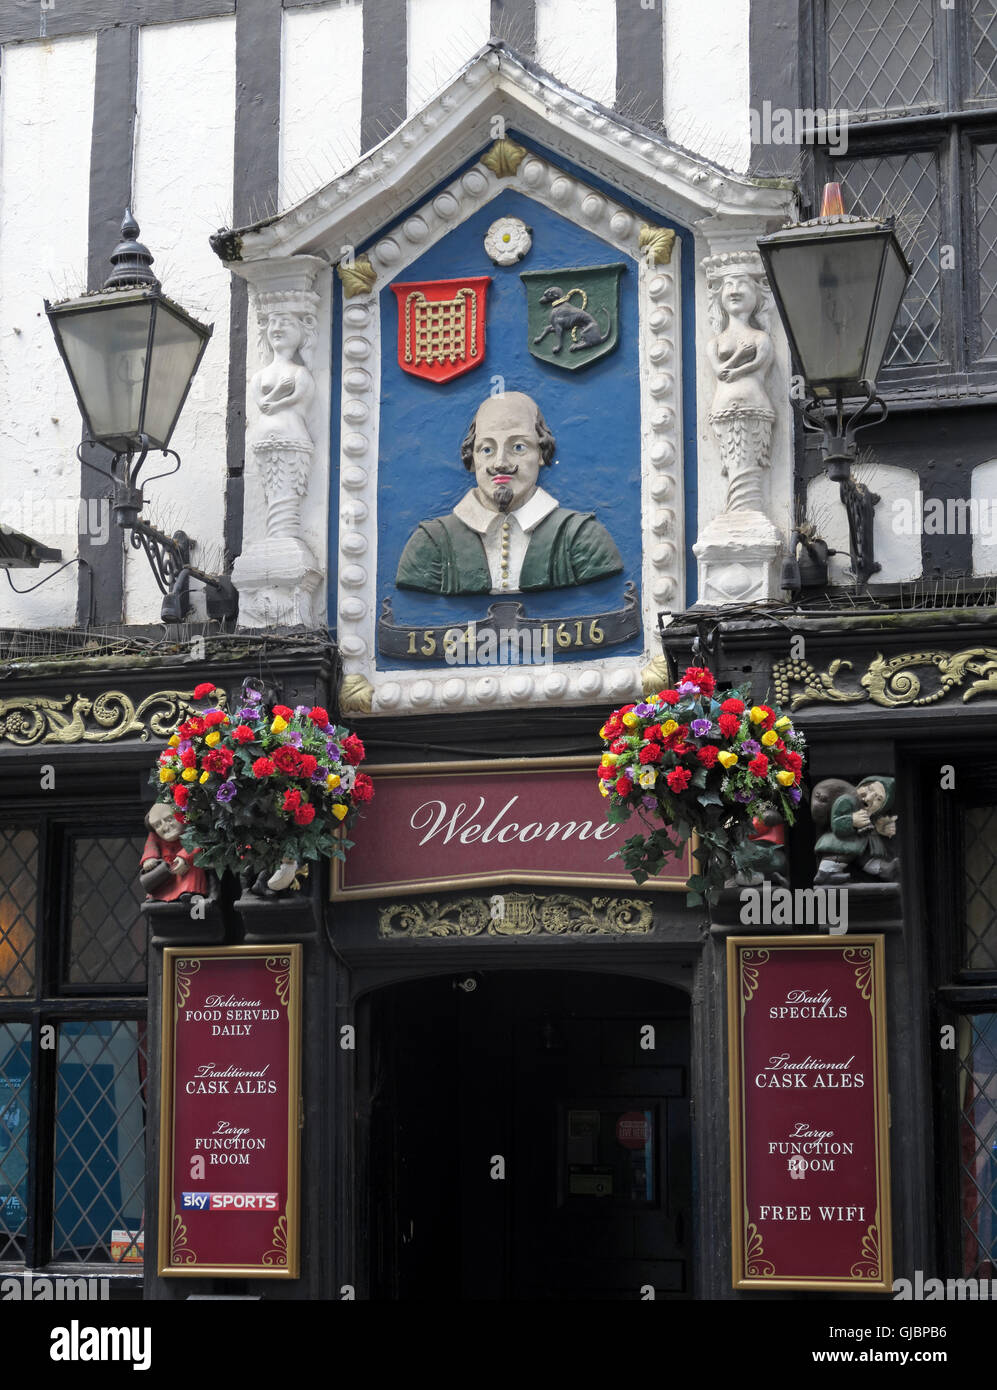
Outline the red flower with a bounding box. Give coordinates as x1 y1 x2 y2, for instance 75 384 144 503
755 704 776 730
309 706 329 726
203 710 227 728
252 757 276 778
299 753 318 777
177 721 194 740
293 803 316 826
643 724 663 742
603 715 624 738
610 737 629 754
342 734 365 766
598 765 616 781
174 811 186 824
718 713 741 738
696 745 719 768
720 697 745 715
187 716 206 737
615 776 632 796
777 750 803 772
657 690 680 706
638 744 662 765
272 746 302 776
748 753 769 777
682 666 716 696
282 789 302 812
272 704 293 720
232 724 255 744
180 748 197 769
173 785 189 807
671 741 693 757
193 682 216 700
203 747 234 774
666 767 692 792
352 773 374 802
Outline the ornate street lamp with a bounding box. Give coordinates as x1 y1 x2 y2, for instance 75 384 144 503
758 185 912 586
45 212 238 623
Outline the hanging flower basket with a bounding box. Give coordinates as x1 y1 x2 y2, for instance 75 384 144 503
150 681 373 893
597 666 806 905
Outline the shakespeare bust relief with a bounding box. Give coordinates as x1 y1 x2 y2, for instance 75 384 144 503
394 391 623 595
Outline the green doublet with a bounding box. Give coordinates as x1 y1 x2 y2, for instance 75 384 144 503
395 508 623 595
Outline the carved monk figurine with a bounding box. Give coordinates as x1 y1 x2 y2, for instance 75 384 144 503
139 803 208 902
395 391 623 595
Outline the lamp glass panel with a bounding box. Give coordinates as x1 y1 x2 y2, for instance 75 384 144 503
54 301 153 446
863 240 910 382
142 304 207 448
766 235 886 385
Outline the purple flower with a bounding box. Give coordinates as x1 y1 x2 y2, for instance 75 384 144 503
789 787 802 804
625 765 636 780
677 681 697 695
215 781 237 803
283 730 304 749
633 702 654 717
327 741 342 760
741 739 760 756
178 739 192 754
691 718 712 737
641 795 657 810
311 765 328 783
236 707 260 722
295 704 308 716
243 686 262 703
735 789 753 803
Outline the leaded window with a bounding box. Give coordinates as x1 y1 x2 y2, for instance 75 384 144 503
809 1 997 396
0 817 147 1277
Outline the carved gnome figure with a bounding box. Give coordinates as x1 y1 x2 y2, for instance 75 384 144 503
812 776 899 885
139 802 208 902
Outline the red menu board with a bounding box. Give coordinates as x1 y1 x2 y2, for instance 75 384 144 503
727 936 892 1291
158 947 301 1278
332 756 691 898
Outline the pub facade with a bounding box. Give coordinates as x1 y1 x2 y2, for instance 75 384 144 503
0 0 994 1304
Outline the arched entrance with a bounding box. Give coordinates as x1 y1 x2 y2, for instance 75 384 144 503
360 970 692 1300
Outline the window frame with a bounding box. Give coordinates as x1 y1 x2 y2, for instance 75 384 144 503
0 809 148 1289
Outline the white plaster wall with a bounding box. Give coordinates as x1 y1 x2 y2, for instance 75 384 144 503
280 2 364 213
128 17 235 624
664 0 750 172
535 0 616 109
807 466 923 586
0 36 96 629
971 458 997 575
406 0 491 114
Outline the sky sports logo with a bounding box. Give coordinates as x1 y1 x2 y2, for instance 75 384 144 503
181 1192 279 1211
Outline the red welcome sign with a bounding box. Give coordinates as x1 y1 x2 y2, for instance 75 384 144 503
332 756 692 898
158 947 301 1278
727 936 892 1291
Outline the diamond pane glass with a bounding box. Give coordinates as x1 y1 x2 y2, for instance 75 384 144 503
964 806 997 969
0 828 37 997
68 836 147 987
835 151 942 365
970 1 997 103
0 1023 31 1262
959 1014 997 1277
975 145 997 359
826 0 936 118
53 1020 147 1264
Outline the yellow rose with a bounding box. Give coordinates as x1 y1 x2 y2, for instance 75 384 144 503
718 751 738 769
638 768 658 788
776 770 796 786
204 730 221 747
598 781 610 798
749 705 767 724
599 724 609 740
662 719 678 736
326 773 341 790
775 716 791 732
621 712 639 728
761 730 778 746
331 803 349 821
602 753 619 767
167 734 179 748
159 767 176 783
271 715 288 734
199 771 210 784
181 767 198 783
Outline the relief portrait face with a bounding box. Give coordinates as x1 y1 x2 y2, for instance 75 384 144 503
148 801 182 841
471 392 543 513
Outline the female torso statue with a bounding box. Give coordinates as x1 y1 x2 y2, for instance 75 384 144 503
249 309 317 538
706 270 775 514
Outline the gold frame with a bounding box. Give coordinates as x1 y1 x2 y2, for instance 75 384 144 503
727 935 893 1292
330 754 693 900
158 945 302 1279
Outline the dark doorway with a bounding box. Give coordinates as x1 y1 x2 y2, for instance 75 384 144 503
363 970 692 1300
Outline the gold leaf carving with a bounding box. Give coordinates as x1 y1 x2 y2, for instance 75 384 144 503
337 253 377 298
744 1220 776 1277
339 673 374 715
170 1213 197 1265
772 658 863 711
641 653 672 698
265 955 292 1010
850 1220 881 1279
174 959 201 1018
774 647 997 711
0 688 216 746
740 948 769 1003
378 893 653 939
844 945 873 1004
261 1215 288 1266
639 224 676 265
480 138 527 178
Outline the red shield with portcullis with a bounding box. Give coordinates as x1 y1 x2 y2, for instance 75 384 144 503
392 275 490 383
